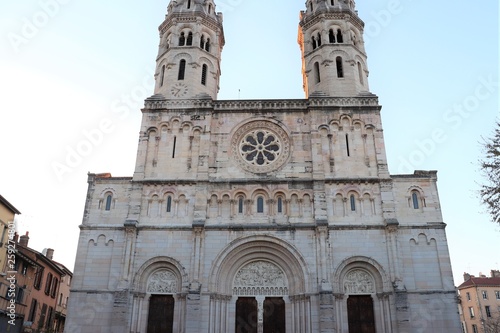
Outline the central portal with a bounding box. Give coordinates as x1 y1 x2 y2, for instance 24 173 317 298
233 261 289 333
235 297 286 333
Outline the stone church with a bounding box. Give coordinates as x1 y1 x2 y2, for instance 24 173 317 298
65 0 461 332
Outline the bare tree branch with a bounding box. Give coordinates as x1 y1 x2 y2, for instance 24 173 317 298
479 120 500 225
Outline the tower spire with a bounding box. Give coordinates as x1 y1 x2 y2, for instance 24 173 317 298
154 0 224 100
298 0 370 98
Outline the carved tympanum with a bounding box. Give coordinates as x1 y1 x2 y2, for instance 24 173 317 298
233 261 288 296
147 270 178 294
343 269 374 294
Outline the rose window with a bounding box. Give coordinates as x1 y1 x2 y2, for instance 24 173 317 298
231 121 290 174
240 130 281 166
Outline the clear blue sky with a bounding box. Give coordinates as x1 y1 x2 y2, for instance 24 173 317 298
0 0 498 284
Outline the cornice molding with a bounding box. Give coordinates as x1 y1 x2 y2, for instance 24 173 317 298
143 96 380 111
159 11 224 41
300 10 365 31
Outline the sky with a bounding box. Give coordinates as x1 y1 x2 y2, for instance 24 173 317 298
0 0 498 285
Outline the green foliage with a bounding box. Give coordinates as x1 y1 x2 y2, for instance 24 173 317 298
480 120 500 225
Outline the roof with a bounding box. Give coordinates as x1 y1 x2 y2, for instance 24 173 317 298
0 194 21 215
16 244 65 276
458 277 500 289
53 261 73 277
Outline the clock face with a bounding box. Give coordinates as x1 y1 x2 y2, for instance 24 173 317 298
170 82 188 97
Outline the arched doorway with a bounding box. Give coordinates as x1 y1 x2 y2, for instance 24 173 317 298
146 270 178 333
131 257 188 333
208 236 312 333
233 261 288 333
344 270 376 333
334 257 394 333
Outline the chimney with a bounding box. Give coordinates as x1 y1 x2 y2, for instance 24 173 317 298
45 248 54 260
491 270 500 278
463 273 471 281
13 232 19 244
19 232 29 247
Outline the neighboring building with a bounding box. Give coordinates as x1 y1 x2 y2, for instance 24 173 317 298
0 241 38 332
65 0 461 332
0 232 71 333
16 233 67 333
53 261 72 332
458 270 500 333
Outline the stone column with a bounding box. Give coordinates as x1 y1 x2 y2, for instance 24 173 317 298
179 293 187 333
131 292 145 333
217 199 223 217
256 295 265 333
376 292 393 333
121 220 138 283
334 293 344 333
190 226 204 290
385 222 402 289
290 295 312 333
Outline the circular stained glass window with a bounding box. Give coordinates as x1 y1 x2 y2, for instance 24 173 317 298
231 121 290 173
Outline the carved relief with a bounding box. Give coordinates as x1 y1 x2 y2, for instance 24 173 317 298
147 270 178 294
343 269 374 294
233 261 288 296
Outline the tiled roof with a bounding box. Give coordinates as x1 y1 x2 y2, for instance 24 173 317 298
0 194 21 214
458 277 500 289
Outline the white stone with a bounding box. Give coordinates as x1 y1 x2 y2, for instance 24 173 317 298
65 1 461 332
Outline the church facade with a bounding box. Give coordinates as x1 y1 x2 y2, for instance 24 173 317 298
65 0 461 332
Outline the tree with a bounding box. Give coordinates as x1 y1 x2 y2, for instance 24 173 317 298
480 120 500 225
484 313 500 333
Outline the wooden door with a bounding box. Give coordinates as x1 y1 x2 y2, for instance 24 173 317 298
235 297 258 333
347 295 376 333
147 295 175 333
263 297 286 333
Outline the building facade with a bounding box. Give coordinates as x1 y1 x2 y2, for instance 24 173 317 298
16 234 66 333
65 0 461 332
0 231 70 333
458 271 500 333
54 262 72 333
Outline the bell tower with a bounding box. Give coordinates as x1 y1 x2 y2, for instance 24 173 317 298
154 0 224 100
298 0 370 97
